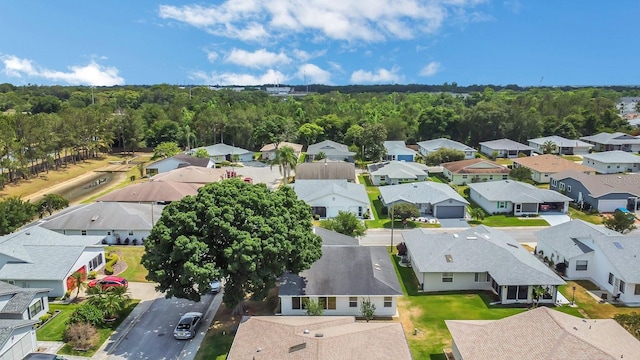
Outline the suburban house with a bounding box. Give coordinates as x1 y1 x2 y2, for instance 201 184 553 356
260 141 303 161
279 227 402 317
618 96 640 115
536 220 640 305
512 154 596 183
0 282 51 360
479 138 535 158
442 158 511 185
145 153 213 176
367 161 429 186
96 181 202 203
227 316 412 360
580 132 640 153
383 141 417 162
306 140 355 162
0 226 105 298
581 150 640 174
292 180 369 219
150 165 227 184
446 306 640 360
40 202 165 245
295 162 356 181
550 170 640 212
189 143 254 162
402 226 565 305
528 135 594 155
417 138 477 160
378 182 469 219
468 180 571 216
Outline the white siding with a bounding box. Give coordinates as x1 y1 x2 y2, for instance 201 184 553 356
304 194 369 219
469 190 513 214
0 326 36 360
420 272 493 292
279 295 397 317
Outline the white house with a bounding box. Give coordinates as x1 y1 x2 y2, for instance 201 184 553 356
536 220 640 305
292 180 369 219
278 228 402 317
367 161 429 186
0 226 105 298
403 226 565 305
145 154 214 176
447 307 640 360
478 138 534 158
383 141 417 162
0 282 51 360
580 132 640 153
259 142 303 161
378 181 469 219
40 202 165 245
189 143 254 162
306 140 356 162
468 180 571 216
417 138 476 160
581 150 640 174
442 158 511 185
528 135 594 155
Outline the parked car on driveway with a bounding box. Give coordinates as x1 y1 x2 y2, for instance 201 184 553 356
87 276 128 290
209 279 221 293
174 312 203 340
23 353 67 360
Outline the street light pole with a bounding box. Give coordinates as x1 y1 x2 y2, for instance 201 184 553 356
571 286 576 305
390 205 394 252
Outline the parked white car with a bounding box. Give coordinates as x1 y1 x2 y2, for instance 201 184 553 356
174 312 203 340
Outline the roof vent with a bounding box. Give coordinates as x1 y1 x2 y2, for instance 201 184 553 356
315 333 324 337
445 254 453 263
303 329 309 334
26 232 30 235
257 347 263 352
466 236 477 240
91 215 99 221
453 234 459 238
289 343 307 353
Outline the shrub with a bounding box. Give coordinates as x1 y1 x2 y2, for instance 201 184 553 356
104 252 119 275
64 290 72 300
68 303 104 327
313 214 320 221
39 313 51 323
64 322 99 351
87 271 98 280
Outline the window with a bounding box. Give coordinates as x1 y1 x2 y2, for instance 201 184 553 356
474 272 488 282
349 297 357 308
497 202 506 209
384 297 393 308
620 281 626 294
575 260 588 271
317 297 337 310
567 185 572 192
489 175 493 180
609 273 614 285
635 284 640 296
128 230 134 236
28 298 43 318
89 254 104 271
551 179 557 187
517 286 528 300
462 175 468 179
442 272 453 283
559 182 565 190
319 297 327 309
506 286 517 300
81 230 87 236
292 297 301 310
502 175 508 180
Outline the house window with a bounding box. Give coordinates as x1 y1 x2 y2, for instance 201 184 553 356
502 175 508 180
292 297 301 310
81 230 87 236
384 297 393 308
28 298 43 319
128 231 134 236
318 297 337 310
442 272 453 283
575 260 588 271
567 185 571 192
349 297 358 308
474 272 488 282
497 202 506 209
551 179 557 187
107 231 111 235
609 273 614 285
88 254 104 271
635 284 640 296
462 175 468 179
517 286 528 300
559 182 565 190
506 286 517 300
620 281 626 294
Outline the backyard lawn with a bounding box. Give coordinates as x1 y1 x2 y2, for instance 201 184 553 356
568 207 603 224
469 215 549 227
105 245 149 282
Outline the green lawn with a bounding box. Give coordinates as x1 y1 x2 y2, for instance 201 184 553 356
105 245 149 282
194 330 234 360
562 155 583 162
568 207 603 224
470 215 549 227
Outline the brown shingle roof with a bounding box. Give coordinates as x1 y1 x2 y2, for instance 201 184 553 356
442 158 510 174
260 142 304 153
227 316 412 360
149 166 227 184
97 181 202 202
295 162 356 181
512 154 595 173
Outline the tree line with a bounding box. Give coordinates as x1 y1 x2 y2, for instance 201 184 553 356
1 83 637 188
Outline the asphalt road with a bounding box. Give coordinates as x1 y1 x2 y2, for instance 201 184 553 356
106 294 216 360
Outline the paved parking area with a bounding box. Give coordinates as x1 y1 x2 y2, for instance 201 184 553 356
223 162 284 190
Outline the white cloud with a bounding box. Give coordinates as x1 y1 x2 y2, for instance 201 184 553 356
292 48 326 62
297 63 332 84
1 55 124 86
191 69 287 86
206 51 219 62
225 48 291 68
328 61 344 73
158 0 487 42
350 66 403 84
419 61 442 76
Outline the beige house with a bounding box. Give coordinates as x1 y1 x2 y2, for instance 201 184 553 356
512 154 596 183
442 158 511 185
260 142 304 161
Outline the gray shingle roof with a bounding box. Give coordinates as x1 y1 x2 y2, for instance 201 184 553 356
378 181 469 206
580 132 640 145
582 150 640 163
96 181 202 202
0 282 49 318
551 170 640 198
295 162 356 181
40 202 165 231
146 154 211 170
307 140 355 157
312 227 359 246
367 161 428 179
468 180 572 203
0 319 39 352
479 138 535 151
194 143 253 157
528 135 594 148
403 226 565 286
0 226 103 281
150 165 227 183
417 138 475 152
279 246 402 296
292 180 369 205
383 141 417 155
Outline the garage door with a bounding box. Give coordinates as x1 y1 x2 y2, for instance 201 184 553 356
0 330 35 360
597 200 627 213
435 205 465 219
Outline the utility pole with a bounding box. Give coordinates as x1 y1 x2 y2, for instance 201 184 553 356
390 205 394 252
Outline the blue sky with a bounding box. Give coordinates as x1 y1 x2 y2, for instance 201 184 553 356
1 1 638 87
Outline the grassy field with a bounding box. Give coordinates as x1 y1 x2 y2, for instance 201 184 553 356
470 215 549 227
105 245 149 282
559 280 639 319
568 207 603 224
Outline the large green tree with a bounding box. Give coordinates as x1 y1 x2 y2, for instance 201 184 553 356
603 211 637 234
319 210 367 238
141 179 322 309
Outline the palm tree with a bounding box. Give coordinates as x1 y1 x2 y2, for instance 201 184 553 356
541 140 558 154
470 208 486 221
70 271 87 300
87 286 131 320
270 145 298 184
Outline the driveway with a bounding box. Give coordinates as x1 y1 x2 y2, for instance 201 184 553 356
438 218 470 228
539 213 571 226
223 163 284 189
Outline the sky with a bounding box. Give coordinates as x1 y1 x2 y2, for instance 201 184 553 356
1 1 639 87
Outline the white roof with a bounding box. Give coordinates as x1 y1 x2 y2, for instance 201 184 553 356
528 136 594 148
582 150 640 164
417 138 475 152
378 181 468 206
468 180 572 203
367 161 428 179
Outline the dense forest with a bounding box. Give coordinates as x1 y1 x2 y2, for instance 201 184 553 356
1 82 639 187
